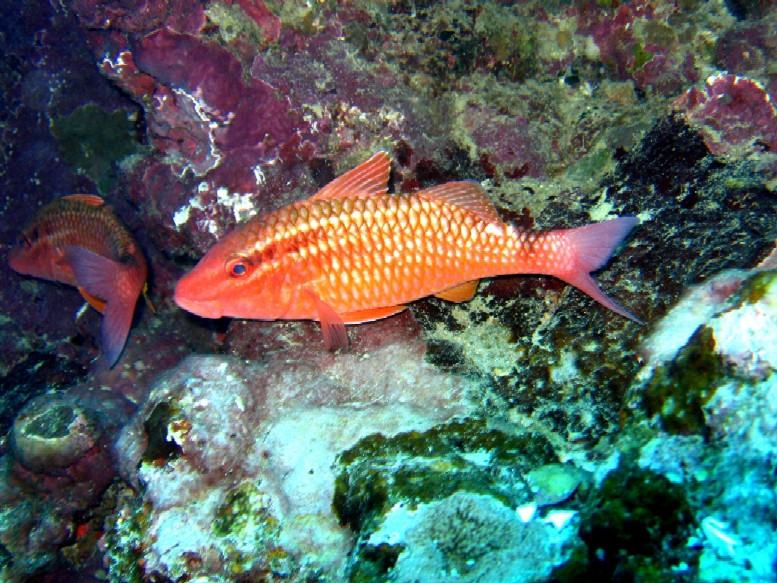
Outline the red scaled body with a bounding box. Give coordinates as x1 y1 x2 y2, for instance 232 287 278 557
9 195 148 366
175 152 640 349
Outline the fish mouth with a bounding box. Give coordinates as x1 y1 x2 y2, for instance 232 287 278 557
174 288 224 319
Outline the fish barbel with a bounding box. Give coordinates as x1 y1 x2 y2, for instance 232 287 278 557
175 152 640 349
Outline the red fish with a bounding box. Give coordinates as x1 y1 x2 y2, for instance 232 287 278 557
175 152 641 349
9 195 148 367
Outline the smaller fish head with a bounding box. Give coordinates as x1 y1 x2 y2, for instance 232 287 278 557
175 234 292 321
8 232 62 281
8 234 34 274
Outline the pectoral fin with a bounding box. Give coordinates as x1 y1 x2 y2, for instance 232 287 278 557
303 289 348 350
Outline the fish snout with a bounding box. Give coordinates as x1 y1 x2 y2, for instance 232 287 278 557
174 275 224 319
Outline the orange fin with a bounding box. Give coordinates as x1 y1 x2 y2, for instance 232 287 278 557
311 152 390 200
303 288 348 350
434 280 479 303
418 182 502 224
340 305 406 324
554 217 643 323
77 286 107 314
65 246 140 366
63 194 104 206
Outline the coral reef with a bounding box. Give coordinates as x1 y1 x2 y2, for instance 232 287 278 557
0 389 132 580
674 73 777 158
366 491 578 583
1 0 777 580
102 346 472 581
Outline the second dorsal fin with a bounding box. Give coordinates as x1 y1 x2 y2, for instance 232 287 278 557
417 181 502 224
311 152 391 200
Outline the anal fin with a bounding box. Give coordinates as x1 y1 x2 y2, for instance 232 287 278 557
341 305 406 324
434 280 479 303
78 286 107 314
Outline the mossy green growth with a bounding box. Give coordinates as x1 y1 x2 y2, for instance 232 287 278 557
205 2 273 48
632 45 655 71
643 326 727 435
566 461 698 581
474 4 538 81
51 105 141 194
25 404 74 439
212 482 279 540
349 542 403 583
0 543 12 574
333 418 557 534
738 269 777 306
103 486 153 583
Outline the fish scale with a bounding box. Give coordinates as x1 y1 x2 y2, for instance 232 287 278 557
174 152 641 350
19 198 139 267
247 194 567 314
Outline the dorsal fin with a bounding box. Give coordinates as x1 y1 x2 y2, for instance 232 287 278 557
311 152 391 200
63 194 104 206
417 181 502 224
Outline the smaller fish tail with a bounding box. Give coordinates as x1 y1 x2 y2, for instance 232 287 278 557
553 217 642 323
101 298 135 368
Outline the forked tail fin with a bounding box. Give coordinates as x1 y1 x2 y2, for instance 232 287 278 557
552 217 642 323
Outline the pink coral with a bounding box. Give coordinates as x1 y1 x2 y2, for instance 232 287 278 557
674 73 777 156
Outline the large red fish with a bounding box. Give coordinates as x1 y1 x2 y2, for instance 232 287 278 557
175 152 641 349
9 195 148 367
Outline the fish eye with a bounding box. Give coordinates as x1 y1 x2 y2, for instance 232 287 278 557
17 237 29 249
225 255 252 278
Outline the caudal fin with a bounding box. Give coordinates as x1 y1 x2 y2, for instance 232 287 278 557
553 217 643 323
64 247 142 367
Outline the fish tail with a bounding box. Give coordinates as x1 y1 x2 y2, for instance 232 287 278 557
551 217 643 323
64 247 145 367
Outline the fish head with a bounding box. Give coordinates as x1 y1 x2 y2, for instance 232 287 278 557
174 228 293 321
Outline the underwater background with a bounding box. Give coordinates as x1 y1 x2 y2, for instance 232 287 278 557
1 0 777 581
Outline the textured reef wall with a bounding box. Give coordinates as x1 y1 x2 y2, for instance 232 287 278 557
1 0 777 581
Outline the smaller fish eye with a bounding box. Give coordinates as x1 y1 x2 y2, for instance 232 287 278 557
17 237 29 249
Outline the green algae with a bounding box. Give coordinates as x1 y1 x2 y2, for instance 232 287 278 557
632 44 655 72
474 3 538 81
51 105 141 194
333 418 557 534
644 326 727 435
565 461 698 582
205 3 272 47
738 269 777 305
102 486 152 583
212 482 278 540
24 404 74 439
350 542 402 583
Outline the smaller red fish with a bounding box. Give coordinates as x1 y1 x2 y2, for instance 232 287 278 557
9 195 148 367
